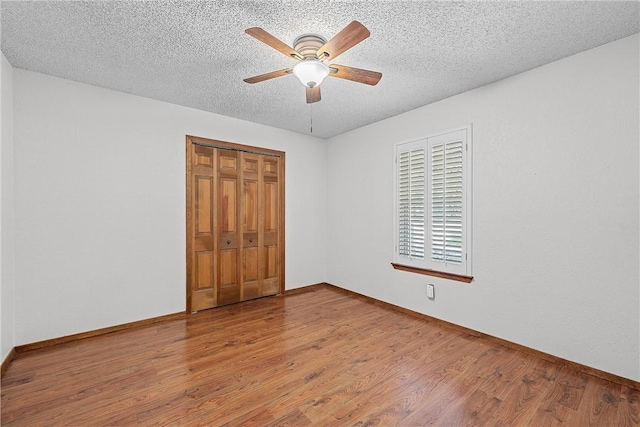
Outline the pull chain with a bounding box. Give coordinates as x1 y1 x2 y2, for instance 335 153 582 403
310 102 313 134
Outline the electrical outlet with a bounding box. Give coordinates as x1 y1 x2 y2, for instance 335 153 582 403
426 283 435 299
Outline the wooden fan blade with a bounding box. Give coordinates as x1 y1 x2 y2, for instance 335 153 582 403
244 68 292 84
245 27 303 60
329 64 382 86
316 21 370 61
306 86 321 103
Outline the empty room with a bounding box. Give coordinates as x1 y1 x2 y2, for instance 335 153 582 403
1 1 639 425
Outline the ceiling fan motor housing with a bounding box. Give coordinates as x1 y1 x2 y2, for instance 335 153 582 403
293 34 327 58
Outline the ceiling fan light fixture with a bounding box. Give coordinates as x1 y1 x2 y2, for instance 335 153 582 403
244 22 381 103
292 59 329 88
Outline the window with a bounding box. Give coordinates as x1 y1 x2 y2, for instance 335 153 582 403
393 126 472 282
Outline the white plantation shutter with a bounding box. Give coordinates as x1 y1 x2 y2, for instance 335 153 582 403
398 148 425 259
395 126 471 276
430 139 463 264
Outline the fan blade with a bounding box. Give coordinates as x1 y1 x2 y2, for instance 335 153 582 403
306 86 321 103
244 68 292 84
245 27 303 60
316 21 370 61
329 64 382 86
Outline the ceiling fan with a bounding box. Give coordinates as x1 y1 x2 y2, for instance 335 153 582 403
243 21 382 103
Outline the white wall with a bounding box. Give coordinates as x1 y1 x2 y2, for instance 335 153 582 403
1 51 16 363
12 70 326 345
326 34 640 381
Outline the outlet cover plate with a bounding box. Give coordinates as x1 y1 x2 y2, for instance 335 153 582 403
426 284 435 299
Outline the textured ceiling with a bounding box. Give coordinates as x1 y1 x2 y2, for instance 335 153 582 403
1 1 638 139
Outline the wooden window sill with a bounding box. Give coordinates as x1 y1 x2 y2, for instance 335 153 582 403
391 263 473 283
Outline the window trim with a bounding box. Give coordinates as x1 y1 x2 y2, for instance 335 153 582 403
393 125 473 281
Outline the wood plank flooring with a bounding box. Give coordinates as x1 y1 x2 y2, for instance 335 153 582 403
2 285 639 426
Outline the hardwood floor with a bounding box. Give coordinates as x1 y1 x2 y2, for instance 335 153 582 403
2 285 639 426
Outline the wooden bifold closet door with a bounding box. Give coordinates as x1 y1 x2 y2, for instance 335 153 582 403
186 136 285 313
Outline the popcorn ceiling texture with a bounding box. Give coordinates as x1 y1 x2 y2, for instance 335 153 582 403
1 1 638 138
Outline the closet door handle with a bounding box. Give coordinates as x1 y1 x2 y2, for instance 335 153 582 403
226 239 231 245
249 237 254 243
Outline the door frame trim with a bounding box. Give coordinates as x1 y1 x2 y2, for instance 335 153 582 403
186 135 286 313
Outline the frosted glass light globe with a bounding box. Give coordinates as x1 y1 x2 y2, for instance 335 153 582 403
292 59 329 88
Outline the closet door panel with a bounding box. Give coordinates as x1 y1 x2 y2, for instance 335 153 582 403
217 149 241 306
261 157 280 297
189 145 216 311
241 152 261 300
